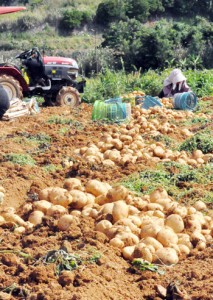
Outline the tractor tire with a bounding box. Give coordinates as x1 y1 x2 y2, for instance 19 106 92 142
56 86 81 107
0 85 10 118
0 75 23 102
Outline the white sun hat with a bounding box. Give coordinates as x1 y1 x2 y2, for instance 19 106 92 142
164 69 187 90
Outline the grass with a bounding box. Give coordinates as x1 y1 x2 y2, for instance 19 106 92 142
179 131 213 153
3 153 36 166
120 162 213 204
43 164 63 173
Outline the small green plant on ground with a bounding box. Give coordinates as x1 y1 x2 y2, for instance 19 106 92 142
40 248 101 276
47 116 74 125
47 116 85 130
43 164 63 173
179 131 213 153
3 153 36 166
131 259 165 275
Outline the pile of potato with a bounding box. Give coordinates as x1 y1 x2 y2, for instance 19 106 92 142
73 105 212 168
1 178 212 266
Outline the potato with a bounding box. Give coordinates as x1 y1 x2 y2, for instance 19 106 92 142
69 190 88 209
95 194 108 205
187 206 197 215
106 185 129 202
63 178 83 191
196 241 206 251
99 202 114 215
157 228 178 247
128 205 140 216
147 203 164 211
122 246 135 260
178 233 193 249
57 214 75 231
0 186 5 193
14 226 26 234
85 180 111 197
33 200 52 213
191 231 206 244
141 237 163 251
115 218 140 235
165 214 184 233
112 201 129 222
178 244 190 255
46 205 67 217
133 244 153 262
28 211 44 226
128 215 142 227
140 223 162 239
193 200 207 211
153 146 165 159
49 187 73 207
154 247 179 265
96 220 112 234
153 210 165 218
173 206 188 218
70 210 81 217
102 159 115 167
38 187 53 201
3 212 26 226
116 232 139 246
149 188 169 203
0 215 5 225
109 237 125 249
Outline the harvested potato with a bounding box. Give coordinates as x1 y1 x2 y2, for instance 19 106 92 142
112 201 129 222
63 178 83 191
122 246 135 260
165 214 184 233
157 228 178 247
85 180 111 197
69 190 88 209
106 185 129 202
33 200 52 213
28 211 44 226
49 187 73 207
154 247 179 265
57 214 75 231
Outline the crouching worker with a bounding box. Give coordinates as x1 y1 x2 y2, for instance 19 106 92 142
0 85 10 119
159 69 191 98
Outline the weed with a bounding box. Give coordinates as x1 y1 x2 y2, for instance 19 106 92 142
179 132 213 153
41 249 101 275
43 164 63 173
3 153 36 166
47 116 73 125
131 259 165 274
120 162 213 203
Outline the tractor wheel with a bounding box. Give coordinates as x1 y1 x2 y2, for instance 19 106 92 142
56 86 81 107
0 85 10 118
0 75 23 102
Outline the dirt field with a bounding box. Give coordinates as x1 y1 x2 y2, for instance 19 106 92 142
0 102 212 300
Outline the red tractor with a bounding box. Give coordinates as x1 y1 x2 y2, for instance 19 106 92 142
0 7 86 109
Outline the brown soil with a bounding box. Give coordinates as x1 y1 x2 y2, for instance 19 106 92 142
0 104 212 300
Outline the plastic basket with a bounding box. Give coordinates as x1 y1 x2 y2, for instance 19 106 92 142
104 97 122 104
142 96 162 110
92 100 131 121
173 92 198 110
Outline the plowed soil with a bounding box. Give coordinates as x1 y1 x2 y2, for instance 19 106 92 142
0 103 212 300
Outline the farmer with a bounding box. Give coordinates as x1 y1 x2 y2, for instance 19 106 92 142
0 85 10 119
158 69 191 98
